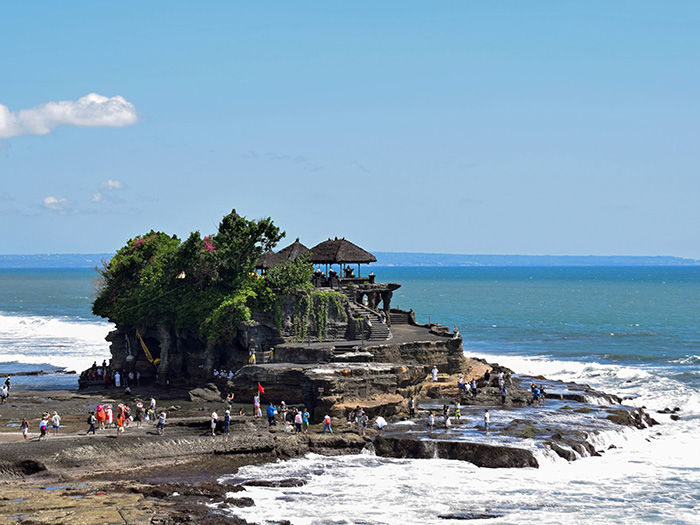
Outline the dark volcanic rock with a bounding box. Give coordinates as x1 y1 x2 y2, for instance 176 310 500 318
188 383 223 403
373 436 538 468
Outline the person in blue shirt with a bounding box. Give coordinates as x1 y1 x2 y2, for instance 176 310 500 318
267 404 277 426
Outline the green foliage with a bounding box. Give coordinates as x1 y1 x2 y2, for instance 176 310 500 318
292 290 347 342
92 210 285 343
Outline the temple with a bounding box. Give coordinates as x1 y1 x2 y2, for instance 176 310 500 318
95 236 465 418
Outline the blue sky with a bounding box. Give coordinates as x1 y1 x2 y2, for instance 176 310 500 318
2 2 699 258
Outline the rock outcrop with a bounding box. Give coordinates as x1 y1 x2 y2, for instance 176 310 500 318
373 435 539 468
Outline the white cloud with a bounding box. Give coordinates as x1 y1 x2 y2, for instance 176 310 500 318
43 196 70 212
91 193 103 203
100 179 123 190
0 93 138 138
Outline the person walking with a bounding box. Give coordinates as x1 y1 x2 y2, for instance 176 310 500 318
20 418 29 440
87 411 96 435
156 410 166 435
323 414 332 434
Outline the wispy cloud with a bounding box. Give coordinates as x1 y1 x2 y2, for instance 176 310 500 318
100 179 124 190
0 93 138 139
43 196 73 214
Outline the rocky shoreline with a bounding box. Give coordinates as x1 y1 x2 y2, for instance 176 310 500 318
0 359 659 524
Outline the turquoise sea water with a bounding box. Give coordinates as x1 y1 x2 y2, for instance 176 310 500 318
1 266 699 523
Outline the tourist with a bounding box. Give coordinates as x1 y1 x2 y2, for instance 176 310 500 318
302 408 310 433
4 376 11 393
323 414 332 434
361 411 369 436
408 397 415 417
20 418 29 440
501 384 508 405
533 384 540 406
376 415 387 436
484 409 490 435
432 366 439 382
267 404 277 426
457 374 465 393
253 394 261 418
211 410 219 435
114 371 121 388
442 405 449 420
156 410 166 435
87 411 96 435
453 327 460 339
238 407 245 416
428 411 435 434
539 384 547 405
352 405 361 429
135 402 144 428
0 384 8 404
484 370 491 384
471 378 478 398
279 401 288 423
115 406 125 437
455 400 461 419
355 408 365 435
123 403 132 427
51 411 61 436
96 404 106 429
105 404 114 427
294 410 303 433
226 393 234 409
39 415 48 440
224 409 230 434
149 396 156 417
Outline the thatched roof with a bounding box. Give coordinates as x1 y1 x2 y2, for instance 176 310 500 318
256 250 282 270
309 237 377 264
277 238 310 262
255 238 311 269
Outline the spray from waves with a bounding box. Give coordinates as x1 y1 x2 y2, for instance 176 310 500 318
465 349 700 418
220 448 700 525
0 313 113 373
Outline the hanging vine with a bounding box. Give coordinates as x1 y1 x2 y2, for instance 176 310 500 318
291 290 348 342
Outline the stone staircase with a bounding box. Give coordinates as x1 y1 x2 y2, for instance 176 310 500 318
346 297 392 342
390 310 411 325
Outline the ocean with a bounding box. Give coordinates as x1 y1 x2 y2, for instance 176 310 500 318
1 266 699 523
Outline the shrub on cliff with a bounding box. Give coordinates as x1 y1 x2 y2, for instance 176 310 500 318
92 209 307 343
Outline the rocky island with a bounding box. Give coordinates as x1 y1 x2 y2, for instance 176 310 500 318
0 210 660 523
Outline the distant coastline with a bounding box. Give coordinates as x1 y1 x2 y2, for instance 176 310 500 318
0 252 699 269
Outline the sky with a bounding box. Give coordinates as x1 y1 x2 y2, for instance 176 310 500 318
1 2 699 258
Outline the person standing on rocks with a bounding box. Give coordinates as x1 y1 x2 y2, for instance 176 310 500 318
224 409 230 434
51 411 61 436
323 414 332 433
211 410 219 435
428 411 435 434
432 366 439 382
302 408 310 433
484 409 490 435
408 397 415 417
253 394 262 418
267 404 277 426
156 410 166 435
471 378 478 399
376 415 387 436
294 410 303 433
20 418 29 440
